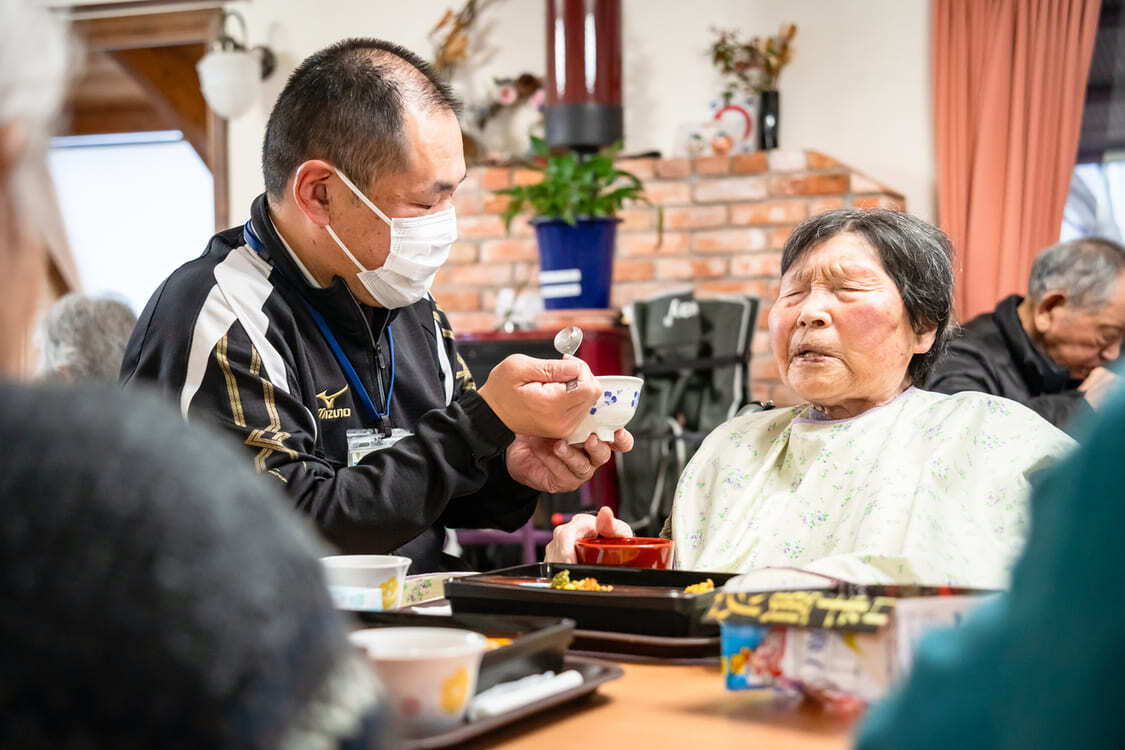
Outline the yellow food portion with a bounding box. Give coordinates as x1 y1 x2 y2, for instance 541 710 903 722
485 637 513 650
684 578 715 594
549 569 613 592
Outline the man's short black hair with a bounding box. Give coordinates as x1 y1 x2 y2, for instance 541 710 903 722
262 38 462 198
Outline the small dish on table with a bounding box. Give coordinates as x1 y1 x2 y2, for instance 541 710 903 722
575 536 674 569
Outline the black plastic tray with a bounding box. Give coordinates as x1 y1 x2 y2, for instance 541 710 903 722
403 655 622 749
444 563 737 638
347 611 574 692
570 628 720 663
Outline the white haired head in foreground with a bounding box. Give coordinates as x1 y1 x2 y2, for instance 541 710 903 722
0 0 74 374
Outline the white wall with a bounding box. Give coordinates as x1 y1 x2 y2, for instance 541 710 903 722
227 0 934 223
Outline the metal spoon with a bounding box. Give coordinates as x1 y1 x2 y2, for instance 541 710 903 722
553 325 583 392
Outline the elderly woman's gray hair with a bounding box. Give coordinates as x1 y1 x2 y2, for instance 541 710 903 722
1027 237 1125 309
780 209 956 385
38 294 137 380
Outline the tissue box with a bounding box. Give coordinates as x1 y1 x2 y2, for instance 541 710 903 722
708 583 994 708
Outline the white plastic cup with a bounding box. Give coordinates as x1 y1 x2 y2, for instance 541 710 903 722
320 555 411 611
349 627 488 736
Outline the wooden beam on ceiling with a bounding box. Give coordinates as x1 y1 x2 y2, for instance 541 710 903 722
65 51 172 135
68 7 230 229
76 8 218 52
68 102 175 136
108 44 210 168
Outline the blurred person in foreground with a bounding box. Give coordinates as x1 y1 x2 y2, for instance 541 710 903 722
928 237 1125 435
37 292 136 380
857 386 1125 749
549 210 1074 589
0 2 392 747
122 38 631 572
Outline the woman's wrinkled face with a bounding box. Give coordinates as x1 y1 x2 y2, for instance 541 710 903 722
768 232 936 418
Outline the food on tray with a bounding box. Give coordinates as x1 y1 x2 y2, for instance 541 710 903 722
684 578 715 594
549 569 614 592
484 636 513 650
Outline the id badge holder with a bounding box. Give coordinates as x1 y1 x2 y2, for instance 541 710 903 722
347 426 412 466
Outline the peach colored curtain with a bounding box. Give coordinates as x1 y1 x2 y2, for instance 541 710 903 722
932 0 1101 319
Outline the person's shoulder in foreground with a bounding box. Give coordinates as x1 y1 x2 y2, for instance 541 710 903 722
856 385 1125 750
0 379 393 749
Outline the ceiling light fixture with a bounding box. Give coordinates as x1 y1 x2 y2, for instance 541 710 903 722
196 10 276 120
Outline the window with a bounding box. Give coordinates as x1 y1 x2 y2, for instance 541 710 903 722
48 131 214 314
1063 0 1125 242
1060 158 1125 243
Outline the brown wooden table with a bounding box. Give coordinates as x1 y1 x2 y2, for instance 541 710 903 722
461 662 857 749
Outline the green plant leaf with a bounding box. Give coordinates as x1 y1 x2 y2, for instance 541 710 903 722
490 136 661 245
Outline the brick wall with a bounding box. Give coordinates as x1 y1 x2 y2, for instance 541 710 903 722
436 149 906 405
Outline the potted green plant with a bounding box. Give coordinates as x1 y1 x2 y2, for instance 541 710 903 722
495 135 655 309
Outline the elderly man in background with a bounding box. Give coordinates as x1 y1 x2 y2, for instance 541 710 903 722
37 293 136 380
123 38 631 573
0 2 391 747
929 238 1125 433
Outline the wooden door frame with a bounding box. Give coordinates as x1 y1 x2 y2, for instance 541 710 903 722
69 7 230 228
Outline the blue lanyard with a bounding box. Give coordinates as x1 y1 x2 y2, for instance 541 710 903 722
243 220 395 426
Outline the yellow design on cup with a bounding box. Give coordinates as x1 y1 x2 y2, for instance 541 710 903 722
730 646 750 675
379 576 399 610
440 666 469 714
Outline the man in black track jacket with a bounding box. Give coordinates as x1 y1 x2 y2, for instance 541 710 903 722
122 38 631 573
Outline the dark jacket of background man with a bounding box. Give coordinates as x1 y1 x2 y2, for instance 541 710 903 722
928 294 1091 429
928 238 1125 435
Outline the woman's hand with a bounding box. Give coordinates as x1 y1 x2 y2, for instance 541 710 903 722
544 506 632 563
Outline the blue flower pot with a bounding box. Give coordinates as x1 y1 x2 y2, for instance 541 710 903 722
534 217 620 309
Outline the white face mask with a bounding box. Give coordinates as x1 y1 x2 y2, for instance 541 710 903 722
324 168 457 308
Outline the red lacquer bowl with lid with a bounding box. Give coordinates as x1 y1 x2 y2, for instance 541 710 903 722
574 536 674 569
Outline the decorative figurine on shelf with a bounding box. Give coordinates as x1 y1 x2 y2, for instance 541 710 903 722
709 129 733 157
474 73 546 162
686 131 707 158
676 120 740 158
708 94 757 154
708 23 797 150
494 286 544 333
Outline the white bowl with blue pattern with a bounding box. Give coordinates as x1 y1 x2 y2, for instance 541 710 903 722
567 375 644 444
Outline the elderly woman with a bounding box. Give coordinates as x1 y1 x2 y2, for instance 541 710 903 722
0 3 390 747
549 209 1074 588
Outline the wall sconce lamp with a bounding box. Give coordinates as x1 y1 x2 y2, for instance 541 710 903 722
196 10 276 120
